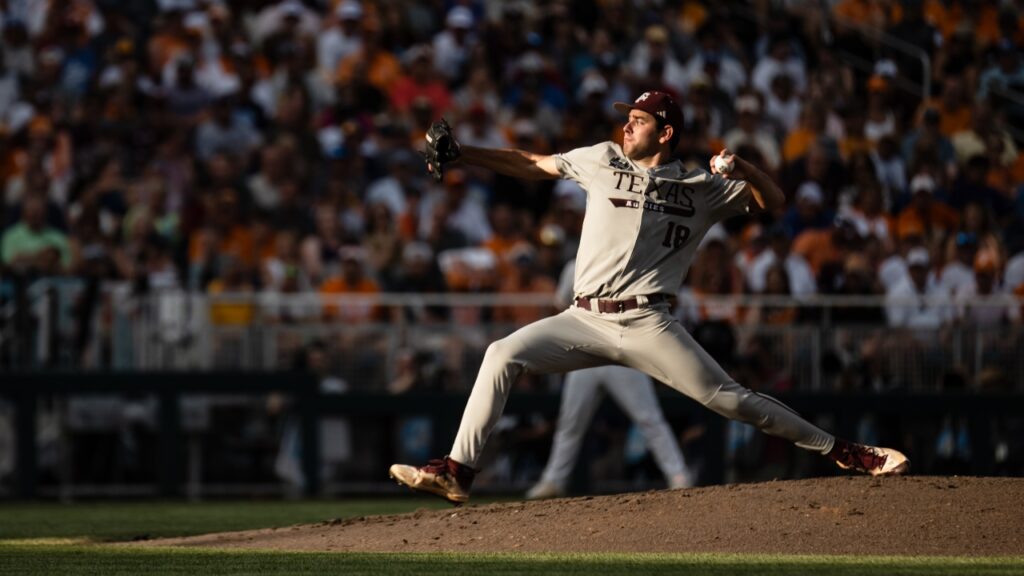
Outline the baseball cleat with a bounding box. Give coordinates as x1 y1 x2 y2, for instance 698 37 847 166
389 456 475 505
525 481 565 500
829 439 910 476
668 471 696 490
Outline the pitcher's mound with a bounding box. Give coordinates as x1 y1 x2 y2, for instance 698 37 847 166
148 476 1022 556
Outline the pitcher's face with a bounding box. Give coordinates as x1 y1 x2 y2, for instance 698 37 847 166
622 110 663 160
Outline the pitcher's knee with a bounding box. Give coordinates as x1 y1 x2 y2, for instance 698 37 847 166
483 336 524 367
704 384 764 425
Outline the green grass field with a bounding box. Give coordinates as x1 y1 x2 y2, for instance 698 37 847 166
1 500 1021 575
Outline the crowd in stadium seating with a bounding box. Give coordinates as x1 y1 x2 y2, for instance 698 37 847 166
3 0 1024 490
2 0 1024 339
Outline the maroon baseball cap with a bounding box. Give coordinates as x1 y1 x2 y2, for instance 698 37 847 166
613 91 684 135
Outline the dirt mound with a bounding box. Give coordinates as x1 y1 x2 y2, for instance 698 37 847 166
145 476 1022 556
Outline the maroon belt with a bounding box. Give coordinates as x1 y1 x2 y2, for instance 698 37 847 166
574 294 670 313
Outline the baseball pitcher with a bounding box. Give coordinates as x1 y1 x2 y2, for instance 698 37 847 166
526 258 694 499
391 91 909 504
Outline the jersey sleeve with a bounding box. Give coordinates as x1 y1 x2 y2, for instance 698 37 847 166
704 172 752 220
553 142 609 186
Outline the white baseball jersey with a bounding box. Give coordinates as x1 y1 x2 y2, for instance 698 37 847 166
449 142 835 471
554 141 750 299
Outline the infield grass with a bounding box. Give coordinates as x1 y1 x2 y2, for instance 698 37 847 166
1 545 1022 576
0 498 452 541
1 500 1021 575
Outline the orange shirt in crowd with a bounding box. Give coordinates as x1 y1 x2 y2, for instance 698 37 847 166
494 275 556 327
319 275 381 322
895 203 960 239
792 228 842 275
336 50 402 93
925 0 1000 45
188 226 256 267
206 281 255 325
919 98 973 137
839 135 874 161
482 235 524 275
834 0 901 28
389 77 452 117
987 153 1024 195
148 33 190 71
783 128 818 163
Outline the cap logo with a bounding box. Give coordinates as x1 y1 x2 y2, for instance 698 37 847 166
656 110 666 118
636 92 651 102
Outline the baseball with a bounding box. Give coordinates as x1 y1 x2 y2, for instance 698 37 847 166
713 155 734 174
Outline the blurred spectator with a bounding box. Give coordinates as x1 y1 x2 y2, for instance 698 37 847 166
901 107 956 176
764 73 803 136
829 253 887 325
936 231 980 298
746 224 817 299
837 103 873 161
482 203 526 271
870 135 907 206
246 142 294 211
782 182 833 239
918 76 973 137
863 75 897 143
794 216 863 283
386 241 448 324
955 250 1021 327
418 168 491 246
838 179 892 246
494 244 556 327
361 202 402 284
744 263 798 327
319 246 382 323
390 44 452 120
782 101 830 163
723 94 781 173
455 103 510 149
751 34 806 101
432 6 476 83
950 104 1018 169
948 156 1013 223
977 39 1024 102
885 247 953 329
1 193 69 273
335 26 402 94
683 24 747 98
1005 244 1024 295
317 1 365 80
678 236 743 325
207 256 255 326
627 25 687 96
195 94 262 162
896 173 959 240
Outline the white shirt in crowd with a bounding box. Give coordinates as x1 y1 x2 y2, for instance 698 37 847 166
878 254 941 292
1004 252 1024 293
955 284 1021 327
935 261 977 299
885 277 953 329
742 249 817 298
751 57 806 99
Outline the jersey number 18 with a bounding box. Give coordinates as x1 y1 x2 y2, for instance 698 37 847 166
661 222 691 250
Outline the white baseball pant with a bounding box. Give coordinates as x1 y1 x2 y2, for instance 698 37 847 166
537 365 688 488
450 303 834 468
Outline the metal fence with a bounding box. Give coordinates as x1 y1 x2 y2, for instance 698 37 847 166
3 280 1023 392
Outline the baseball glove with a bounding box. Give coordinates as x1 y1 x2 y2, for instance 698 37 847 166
423 118 461 182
